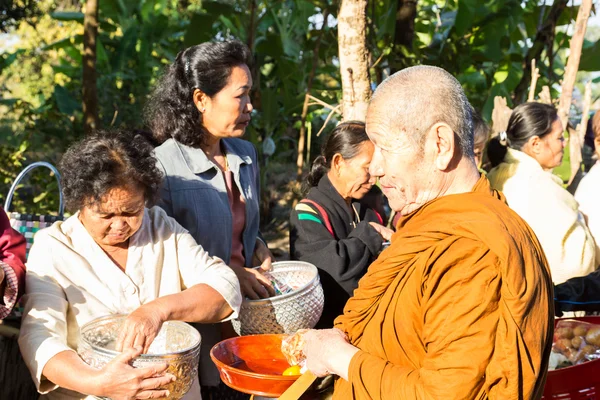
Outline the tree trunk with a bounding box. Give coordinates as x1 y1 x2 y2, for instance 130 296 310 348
82 0 99 135
512 0 568 104
338 0 371 121
557 0 592 130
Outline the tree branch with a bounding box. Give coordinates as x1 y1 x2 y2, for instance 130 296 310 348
512 0 569 104
558 0 592 131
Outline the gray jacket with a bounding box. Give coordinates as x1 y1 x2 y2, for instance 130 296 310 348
154 138 261 266
154 137 261 387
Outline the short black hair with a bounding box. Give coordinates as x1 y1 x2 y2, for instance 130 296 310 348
59 129 163 211
145 40 252 148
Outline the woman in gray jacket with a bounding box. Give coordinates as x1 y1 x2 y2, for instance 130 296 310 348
146 40 273 399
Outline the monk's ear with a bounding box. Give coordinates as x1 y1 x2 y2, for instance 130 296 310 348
429 123 455 171
192 88 210 113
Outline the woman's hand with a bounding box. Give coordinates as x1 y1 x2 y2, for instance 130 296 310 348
302 328 359 381
252 238 275 271
230 264 276 300
95 346 175 400
369 222 394 241
116 305 165 354
229 238 276 300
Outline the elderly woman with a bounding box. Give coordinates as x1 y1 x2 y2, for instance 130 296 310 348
487 102 597 284
290 121 393 328
18 130 241 400
146 41 273 398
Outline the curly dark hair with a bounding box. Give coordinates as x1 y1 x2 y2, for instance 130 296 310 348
145 40 253 148
59 129 163 212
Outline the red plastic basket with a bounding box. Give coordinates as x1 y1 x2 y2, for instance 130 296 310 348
543 316 600 400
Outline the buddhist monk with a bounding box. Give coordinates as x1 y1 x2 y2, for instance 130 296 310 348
300 66 554 399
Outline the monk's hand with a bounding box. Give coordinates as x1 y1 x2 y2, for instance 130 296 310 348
302 328 359 381
116 305 165 354
95 345 175 400
369 222 394 241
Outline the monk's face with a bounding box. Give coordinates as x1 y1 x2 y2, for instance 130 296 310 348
366 103 438 216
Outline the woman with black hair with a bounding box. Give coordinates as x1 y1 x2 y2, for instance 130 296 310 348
487 102 596 284
146 41 273 398
289 121 393 329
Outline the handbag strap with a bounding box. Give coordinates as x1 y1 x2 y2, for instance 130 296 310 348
300 199 335 237
4 161 64 217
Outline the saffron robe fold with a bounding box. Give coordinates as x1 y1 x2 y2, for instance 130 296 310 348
334 176 553 400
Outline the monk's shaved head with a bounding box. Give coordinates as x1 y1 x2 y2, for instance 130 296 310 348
369 65 474 158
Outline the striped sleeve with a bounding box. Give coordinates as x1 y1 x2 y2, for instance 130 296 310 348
294 203 323 226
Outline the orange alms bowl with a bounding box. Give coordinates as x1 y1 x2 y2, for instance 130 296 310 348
210 334 300 397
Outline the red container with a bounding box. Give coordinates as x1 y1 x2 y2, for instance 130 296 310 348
543 316 600 399
210 334 300 398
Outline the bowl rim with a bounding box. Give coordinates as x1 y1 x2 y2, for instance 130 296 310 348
244 261 319 305
80 314 201 358
209 334 299 381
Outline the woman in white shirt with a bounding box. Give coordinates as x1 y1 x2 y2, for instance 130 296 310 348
18 130 241 400
487 102 596 284
575 112 600 262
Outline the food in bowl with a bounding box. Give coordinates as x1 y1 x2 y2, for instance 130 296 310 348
78 314 201 399
282 365 302 376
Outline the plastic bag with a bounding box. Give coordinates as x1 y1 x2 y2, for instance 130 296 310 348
281 329 309 368
550 319 600 370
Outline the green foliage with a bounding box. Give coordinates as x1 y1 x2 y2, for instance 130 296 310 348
369 0 581 119
0 0 591 221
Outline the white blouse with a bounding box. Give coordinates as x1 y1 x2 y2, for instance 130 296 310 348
18 206 241 399
488 148 597 284
575 161 600 262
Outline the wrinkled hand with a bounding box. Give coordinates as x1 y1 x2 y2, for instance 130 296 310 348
302 328 356 378
116 306 164 354
96 346 175 400
369 222 394 241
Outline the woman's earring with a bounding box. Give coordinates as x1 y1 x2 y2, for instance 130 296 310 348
200 108 205 113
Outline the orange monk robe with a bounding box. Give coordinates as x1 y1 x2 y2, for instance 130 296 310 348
334 176 554 400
